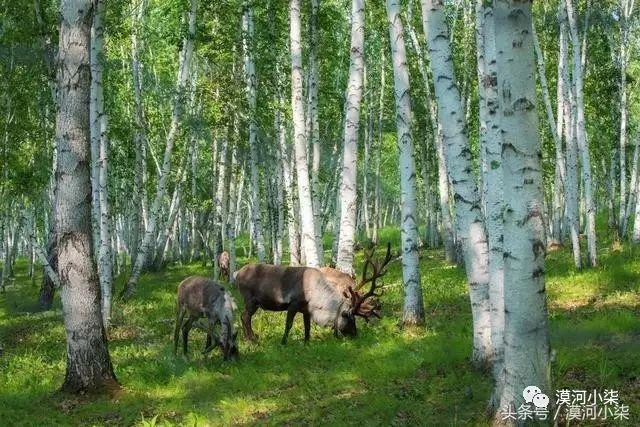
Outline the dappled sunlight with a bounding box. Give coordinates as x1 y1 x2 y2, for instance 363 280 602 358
2 229 639 424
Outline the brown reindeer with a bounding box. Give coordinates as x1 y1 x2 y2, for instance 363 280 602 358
174 276 239 361
218 251 230 281
235 265 358 344
320 243 393 322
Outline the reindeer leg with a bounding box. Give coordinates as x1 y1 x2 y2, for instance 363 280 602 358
282 309 297 345
242 303 259 342
173 305 186 356
182 317 195 356
303 311 311 344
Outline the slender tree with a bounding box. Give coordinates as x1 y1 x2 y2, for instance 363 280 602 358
335 0 365 275
421 0 491 365
243 4 266 262
290 0 321 267
387 0 425 326
566 0 597 267
122 0 198 298
475 0 504 402
90 0 113 328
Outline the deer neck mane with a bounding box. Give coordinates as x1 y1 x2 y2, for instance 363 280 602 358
307 278 345 327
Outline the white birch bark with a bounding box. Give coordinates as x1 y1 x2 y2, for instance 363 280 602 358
475 0 504 402
123 0 198 298
290 0 321 267
387 0 425 326
560 1 582 268
226 144 238 282
619 0 635 237
623 137 640 236
532 24 566 246
131 0 148 264
405 10 455 262
421 0 491 364
618 0 634 236
22 209 61 289
90 0 113 328
308 0 324 259
213 136 228 277
494 0 551 414
565 0 597 267
335 0 365 275
243 4 266 262
56 0 116 392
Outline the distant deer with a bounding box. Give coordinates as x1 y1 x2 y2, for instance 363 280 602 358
174 276 239 361
218 251 230 281
320 243 394 322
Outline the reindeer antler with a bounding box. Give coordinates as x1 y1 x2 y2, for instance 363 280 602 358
357 242 393 300
353 242 393 318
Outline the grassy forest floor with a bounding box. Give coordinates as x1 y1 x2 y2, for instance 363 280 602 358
0 227 639 426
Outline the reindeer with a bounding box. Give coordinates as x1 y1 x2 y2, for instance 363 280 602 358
218 251 230 282
320 243 393 322
235 265 357 344
174 276 239 361
235 246 391 345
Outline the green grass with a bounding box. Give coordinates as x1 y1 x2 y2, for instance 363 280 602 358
1 227 639 426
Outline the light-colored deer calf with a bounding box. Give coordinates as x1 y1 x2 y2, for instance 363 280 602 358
174 276 239 361
218 251 230 281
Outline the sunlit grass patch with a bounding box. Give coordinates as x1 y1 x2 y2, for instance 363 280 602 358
1 227 639 425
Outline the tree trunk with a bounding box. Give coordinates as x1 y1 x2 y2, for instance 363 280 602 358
619 0 635 238
387 0 425 326
122 0 198 298
56 0 117 392
243 4 266 262
405 10 455 261
421 0 491 365
290 0 321 267
335 0 365 275
373 46 385 245
131 0 148 266
90 0 113 329
560 1 582 269
565 0 597 267
623 136 640 237
494 0 551 415
532 24 565 247
308 0 324 260
475 0 504 406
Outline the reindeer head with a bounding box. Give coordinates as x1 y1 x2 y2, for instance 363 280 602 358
344 242 393 323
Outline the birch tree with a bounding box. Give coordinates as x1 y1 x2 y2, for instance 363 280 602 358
90 0 113 328
566 0 597 267
475 0 504 400
131 0 149 265
335 0 364 275
404 10 455 262
494 0 551 414
56 0 117 392
308 0 324 259
532 25 565 247
290 0 321 267
421 0 491 365
386 0 425 326
122 0 198 298
559 1 582 268
243 4 266 262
